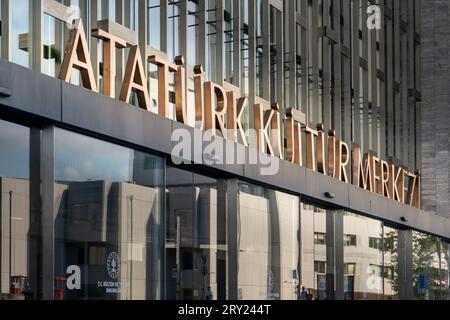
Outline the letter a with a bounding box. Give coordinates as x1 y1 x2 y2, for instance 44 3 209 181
66 265 81 290
367 5 381 30
60 19 98 92
119 46 151 110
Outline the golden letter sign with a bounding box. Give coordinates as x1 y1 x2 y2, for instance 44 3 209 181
59 19 421 209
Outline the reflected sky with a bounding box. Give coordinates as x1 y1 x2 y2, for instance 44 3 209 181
55 128 133 183
11 0 30 68
0 120 30 179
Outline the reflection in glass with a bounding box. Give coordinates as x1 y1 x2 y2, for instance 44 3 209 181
148 0 161 50
343 212 383 300
165 168 225 300
255 0 264 97
383 226 400 300
240 0 250 134
10 0 30 68
187 0 199 67
168 1 180 61
42 12 66 78
224 0 234 83
206 0 217 80
440 241 450 300
301 204 327 300
238 182 300 300
0 120 40 300
0 3 2 55
412 231 440 300
54 129 164 300
269 6 282 104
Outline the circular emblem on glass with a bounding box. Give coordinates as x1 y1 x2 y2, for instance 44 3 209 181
107 252 120 279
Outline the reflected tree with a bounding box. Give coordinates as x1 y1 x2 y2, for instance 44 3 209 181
412 233 440 300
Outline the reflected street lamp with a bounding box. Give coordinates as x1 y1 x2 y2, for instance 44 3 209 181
9 191 13 289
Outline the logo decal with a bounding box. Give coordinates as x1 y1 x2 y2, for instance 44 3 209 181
107 252 120 279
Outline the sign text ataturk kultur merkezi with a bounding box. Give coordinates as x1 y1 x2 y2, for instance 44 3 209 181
56 19 420 209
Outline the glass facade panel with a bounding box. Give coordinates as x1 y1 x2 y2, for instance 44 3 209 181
383 225 400 300
0 2 2 54
187 0 199 67
343 212 383 300
42 12 66 78
237 182 300 300
168 1 180 61
148 0 161 50
0 120 40 300
269 6 282 105
224 0 234 84
10 0 30 68
255 0 264 98
165 167 226 300
412 231 440 300
440 241 450 300
54 128 164 300
300 204 328 300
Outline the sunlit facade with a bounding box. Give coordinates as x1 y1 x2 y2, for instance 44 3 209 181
0 0 449 301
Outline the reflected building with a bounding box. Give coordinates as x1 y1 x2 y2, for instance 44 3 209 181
54 180 159 300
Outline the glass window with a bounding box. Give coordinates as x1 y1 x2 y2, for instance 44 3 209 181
412 231 441 300
54 128 164 300
344 234 357 247
369 265 383 278
206 0 217 80
343 212 383 300
314 232 326 245
301 204 328 300
10 0 30 68
168 1 180 61
241 0 249 94
344 263 356 276
383 225 400 300
165 167 226 300
255 0 264 98
314 261 326 274
224 0 234 83
0 2 2 55
148 0 161 50
187 0 199 66
42 11 66 78
238 182 300 300
440 241 450 300
240 0 250 135
269 6 282 104
100 0 116 20
0 120 40 300
369 237 383 250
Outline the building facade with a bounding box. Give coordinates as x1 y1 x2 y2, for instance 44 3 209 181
421 0 450 221
0 0 449 300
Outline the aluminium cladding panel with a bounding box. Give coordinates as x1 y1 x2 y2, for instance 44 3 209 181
389 200 450 239
304 170 350 208
0 59 62 121
348 182 450 239
61 81 173 155
243 155 307 196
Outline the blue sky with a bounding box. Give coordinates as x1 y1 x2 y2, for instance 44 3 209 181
0 120 29 179
55 129 133 183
